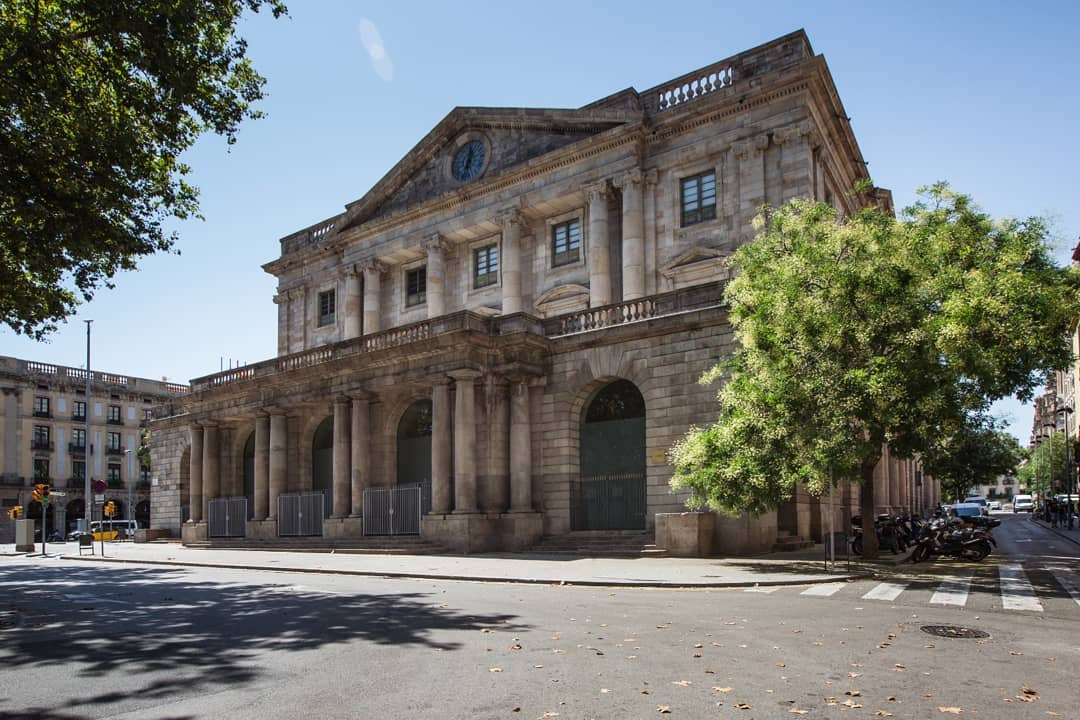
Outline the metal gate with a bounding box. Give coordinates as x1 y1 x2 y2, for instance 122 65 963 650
363 485 422 535
208 497 248 538
571 473 647 530
278 492 325 537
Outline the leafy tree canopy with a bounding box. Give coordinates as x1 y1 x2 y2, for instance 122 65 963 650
0 0 287 339
921 417 1022 503
670 184 1078 554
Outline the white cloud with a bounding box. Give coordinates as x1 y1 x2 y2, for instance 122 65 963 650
358 18 393 82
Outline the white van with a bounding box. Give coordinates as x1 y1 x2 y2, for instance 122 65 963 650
963 496 988 515
90 519 138 540
1012 494 1034 513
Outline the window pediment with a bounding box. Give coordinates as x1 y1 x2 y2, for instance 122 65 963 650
659 247 731 288
534 283 590 317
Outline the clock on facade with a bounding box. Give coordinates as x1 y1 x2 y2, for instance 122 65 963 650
451 140 486 182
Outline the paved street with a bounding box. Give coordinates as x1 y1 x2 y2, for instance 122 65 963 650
1 514 1077 719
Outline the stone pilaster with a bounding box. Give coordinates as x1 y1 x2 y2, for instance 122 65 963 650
188 424 203 523
332 397 350 518
499 210 523 315
509 379 533 512
773 120 813 203
451 370 481 513
343 265 362 340
349 393 370 518
202 423 219 511
431 379 452 514
424 234 450 318
585 181 612 307
733 135 769 240
273 293 289 357
361 259 385 335
616 169 645 301
253 414 269 520
643 169 658 296
268 412 287 520
486 377 510 513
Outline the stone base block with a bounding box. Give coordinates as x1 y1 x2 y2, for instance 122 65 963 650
181 521 208 545
246 519 278 540
656 512 716 557
714 511 776 556
134 528 173 543
423 511 543 553
15 519 34 552
323 516 365 539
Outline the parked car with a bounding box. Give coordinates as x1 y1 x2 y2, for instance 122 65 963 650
963 496 989 515
950 502 985 519
988 500 1002 511
1012 494 1034 513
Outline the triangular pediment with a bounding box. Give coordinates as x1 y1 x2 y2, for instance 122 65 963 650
335 106 639 233
660 247 732 287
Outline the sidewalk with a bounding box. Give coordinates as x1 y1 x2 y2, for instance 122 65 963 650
1031 516 1080 548
0 541 872 588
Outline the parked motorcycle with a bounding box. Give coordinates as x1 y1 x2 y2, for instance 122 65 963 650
908 516 996 563
850 514 902 555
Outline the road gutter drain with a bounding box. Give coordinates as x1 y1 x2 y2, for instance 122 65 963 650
920 625 989 639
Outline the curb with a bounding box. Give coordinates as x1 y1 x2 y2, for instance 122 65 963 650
58 554 860 589
1031 518 1080 548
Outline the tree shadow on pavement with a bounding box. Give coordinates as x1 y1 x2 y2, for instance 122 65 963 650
0 564 527 720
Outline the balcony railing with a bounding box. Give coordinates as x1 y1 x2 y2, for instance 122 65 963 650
105 446 125 456
188 282 726 393
69 442 88 455
106 418 124 425
32 410 52 419
30 440 54 451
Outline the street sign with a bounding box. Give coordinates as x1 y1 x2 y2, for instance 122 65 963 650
94 494 105 503
51 491 67 497
92 479 107 494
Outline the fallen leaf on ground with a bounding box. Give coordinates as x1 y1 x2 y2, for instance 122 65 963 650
672 680 691 687
543 713 559 718
1046 712 1061 717
776 662 786 667
847 672 861 678
694 643 703 648
510 643 522 650
846 691 861 697
938 708 962 714
713 687 734 693
1017 695 1036 703
489 667 502 673
1009 651 1023 656
533 664 544 668
875 712 894 717
788 710 809 715
481 628 493 633
735 703 752 710
657 706 671 714
1022 687 1038 696
886 696 897 701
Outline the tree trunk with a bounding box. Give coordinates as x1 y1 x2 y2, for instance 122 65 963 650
860 459 879 559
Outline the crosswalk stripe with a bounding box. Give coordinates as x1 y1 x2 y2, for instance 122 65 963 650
998 563 1042 612
801 583 846 597
1050 570 1080 608
930 576 971 606
743 587 779 594
862 582 906 601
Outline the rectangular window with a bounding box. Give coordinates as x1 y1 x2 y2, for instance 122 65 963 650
406 267 427 307
680 171 717 227
71 428 86 450
551 219 581 267
143 408 153 421
32 425 51 449
140 465 151 483
33 396 50 418
72 400 86 420
107 405 122 424
72 461 85 482
107 431 121 451
107 463 121 485
473 244 499 289
317 289 336 327
34 458 49 480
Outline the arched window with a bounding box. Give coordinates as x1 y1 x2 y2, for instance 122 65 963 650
312 416 333 517
576 380 647 530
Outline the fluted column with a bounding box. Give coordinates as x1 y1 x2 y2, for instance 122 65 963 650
617 170 645 301
202 423 219 517
500 210 522 314
362 259 384 335
349 394 370 518
509 379 533 512
253 414 269 520
424 234 449 318
344 266 362 340
431 379 452 514
585 181 611 307
268 412 287 520
451 370 480 513
189 424 203 523
332 398 350 518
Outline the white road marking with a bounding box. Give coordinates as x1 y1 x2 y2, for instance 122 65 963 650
930 576 971 606
800 583 846 597
1014 539 1033 543
1050 570 1080 608
998 564 1043 612
862 582 907 601
743 587 778 594
62 594 130 605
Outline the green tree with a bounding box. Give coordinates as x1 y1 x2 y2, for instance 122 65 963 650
921 418 1023 503
0 0 287 339
1016 431 1071 499
670 184 1078 557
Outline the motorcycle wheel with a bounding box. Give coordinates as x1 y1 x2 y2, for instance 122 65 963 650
851 536 863 556
910 544 930 563
963 540 991 562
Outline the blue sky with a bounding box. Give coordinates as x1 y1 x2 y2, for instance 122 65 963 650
2 1 1078 445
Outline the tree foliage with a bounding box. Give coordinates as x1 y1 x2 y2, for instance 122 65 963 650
0 0 287 338
921 417 1022 503
670 184 1079 555
1016 430 1073 498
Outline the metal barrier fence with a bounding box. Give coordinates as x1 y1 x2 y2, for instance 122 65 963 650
571 473 647 531
278 492 325 537
363 485 422 535
208 497 248 538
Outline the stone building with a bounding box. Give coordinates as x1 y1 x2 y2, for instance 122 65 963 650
150 30 936 554
0 355 188 541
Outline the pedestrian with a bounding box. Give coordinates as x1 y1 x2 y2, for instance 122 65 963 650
1068 499 1076 530
1049 498 1060 528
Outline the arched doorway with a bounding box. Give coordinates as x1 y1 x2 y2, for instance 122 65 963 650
312 416 333 517
179 447 191 523
242 431 255 519
397 399 433 512
66 498 84 534
135 500 150 529
575 379 647 530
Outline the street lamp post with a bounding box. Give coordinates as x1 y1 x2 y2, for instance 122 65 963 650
82 319 92 533
125 449 135 540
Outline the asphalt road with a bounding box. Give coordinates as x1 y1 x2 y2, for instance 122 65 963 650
1 517 1077 720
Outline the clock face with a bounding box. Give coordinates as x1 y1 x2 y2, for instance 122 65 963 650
452 140 486 182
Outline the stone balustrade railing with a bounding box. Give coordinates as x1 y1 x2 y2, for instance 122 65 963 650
280 216 342 255
541 282 724 336
3 356 188 394
649 64 735 113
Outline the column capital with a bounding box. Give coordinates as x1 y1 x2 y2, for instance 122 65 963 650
773 120 813 145
614 168 643 190
359 257 386 275
732 134 769 160
200 420 218 429
341 262 361 278
272 292 287 305
496 207 524 228
643 168 658 187
422 233 451 254
583 179 611 202
334 395 352 408
348 389 374 402
448 368 483 382
430 376 453 387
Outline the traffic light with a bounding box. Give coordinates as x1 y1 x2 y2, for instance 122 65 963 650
6 505 21 519
103 501 116 518
32 484 44 502
40 484 50 504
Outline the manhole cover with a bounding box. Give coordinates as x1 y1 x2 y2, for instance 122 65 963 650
920 625 989 639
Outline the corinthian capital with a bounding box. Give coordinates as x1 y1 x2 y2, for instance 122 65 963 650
422 233 450 254
732 134 769 160
614 168 643 190
359 257 386 276
773 120 813 145
583 180 611 204
496 207 523 229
